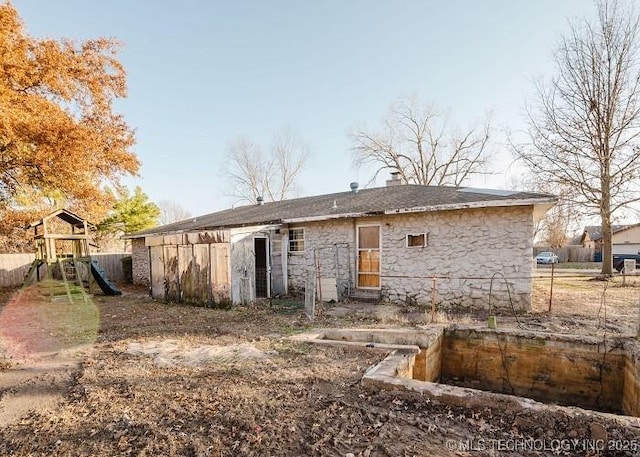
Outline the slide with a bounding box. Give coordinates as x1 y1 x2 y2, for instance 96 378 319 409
90 260 122 296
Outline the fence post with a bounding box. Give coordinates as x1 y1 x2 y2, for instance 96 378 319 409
637 295 640 339
430 276 437 323
548 262 555 313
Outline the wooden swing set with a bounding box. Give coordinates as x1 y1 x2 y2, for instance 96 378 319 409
22 209 121 301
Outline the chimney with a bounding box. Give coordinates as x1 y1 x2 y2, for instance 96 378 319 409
257 196 264 205
386 171 403 187
350 182 359 193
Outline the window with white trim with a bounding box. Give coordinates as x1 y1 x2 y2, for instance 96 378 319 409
288 228 305 252
406 233 428 247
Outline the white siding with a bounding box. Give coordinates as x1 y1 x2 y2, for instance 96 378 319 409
229 225 281 304
613 243 640 255
613 225 640 255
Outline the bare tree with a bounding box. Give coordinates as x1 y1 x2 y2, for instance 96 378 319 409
513 0 640 275
509 173 580 249
350 96 492 186
225 128 310 203
538 190 578 250
159 200 192 225
264 129 310 201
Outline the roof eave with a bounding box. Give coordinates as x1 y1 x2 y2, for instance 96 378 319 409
124 197 557 238
27 208 95 229
122 219 284 239
284 197 557 224
282 211 381 224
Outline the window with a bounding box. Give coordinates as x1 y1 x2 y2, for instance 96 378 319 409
407 233 427 247
289 228 305 252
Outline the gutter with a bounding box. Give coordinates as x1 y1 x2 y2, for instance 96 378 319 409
121 220 284 239
283 211 380 224
283 197 557 224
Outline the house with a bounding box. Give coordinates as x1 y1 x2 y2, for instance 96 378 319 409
579 224 640 256
125 180 555 311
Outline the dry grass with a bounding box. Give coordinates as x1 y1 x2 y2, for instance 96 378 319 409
533 275 640 315
0 285 99 360
528 274 640 337
1 281 640 455
425 310 475 325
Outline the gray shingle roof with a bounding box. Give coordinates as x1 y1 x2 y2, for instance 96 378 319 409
582 225 630 242
129 185 555 237
28 208 95 230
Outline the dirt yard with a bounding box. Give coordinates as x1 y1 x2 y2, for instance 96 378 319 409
1 275 640 456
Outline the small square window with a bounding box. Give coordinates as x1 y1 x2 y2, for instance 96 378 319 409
407 233 427 247
289 228 305 252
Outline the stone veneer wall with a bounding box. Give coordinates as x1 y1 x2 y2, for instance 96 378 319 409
286 219 355 298
131 237 150 286
287 205 534 310
383 205 534 310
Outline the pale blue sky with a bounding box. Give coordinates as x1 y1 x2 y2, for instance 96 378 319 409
14 1 596 215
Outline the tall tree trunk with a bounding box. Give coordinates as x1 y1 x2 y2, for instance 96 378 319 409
513 2 640 279
600 173 613 276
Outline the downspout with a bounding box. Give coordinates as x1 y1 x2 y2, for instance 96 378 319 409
282 229 288 295
353 218 357 290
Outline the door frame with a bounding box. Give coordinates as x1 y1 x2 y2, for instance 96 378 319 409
253 235 271 298
356 223 381 290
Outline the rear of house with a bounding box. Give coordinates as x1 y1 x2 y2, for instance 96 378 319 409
127 183 555 312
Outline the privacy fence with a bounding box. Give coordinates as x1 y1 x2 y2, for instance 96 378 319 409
0 252 130 288
533 246 594 263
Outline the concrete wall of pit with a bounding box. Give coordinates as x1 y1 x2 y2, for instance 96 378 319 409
301 327 640 418
408 328 635 415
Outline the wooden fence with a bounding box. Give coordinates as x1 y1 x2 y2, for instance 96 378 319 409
0 252 129 288
533 246 594 263
0 253 35 288
92 253 130 282
144 230 231 306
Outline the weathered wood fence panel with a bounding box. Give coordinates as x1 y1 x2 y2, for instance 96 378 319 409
193 244 210 304
178 245 193 302
149 246 165 300
0 253 36 287
564 246 594 262
92 253 129 282
164 246 179 302
211 244 231 305
156 242 230 306
0 253 128 288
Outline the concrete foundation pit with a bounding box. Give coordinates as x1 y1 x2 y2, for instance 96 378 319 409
291 326 640 421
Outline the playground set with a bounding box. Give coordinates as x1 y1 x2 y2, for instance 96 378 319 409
22 209 121 302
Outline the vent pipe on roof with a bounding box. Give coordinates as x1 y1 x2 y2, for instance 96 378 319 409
386 171 404 187
350 182 359 193
257 196 264 205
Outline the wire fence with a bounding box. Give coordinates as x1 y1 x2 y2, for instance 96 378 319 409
301 259 640 336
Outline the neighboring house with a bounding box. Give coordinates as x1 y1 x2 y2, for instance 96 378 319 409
579 224 640 255
125 181 555 311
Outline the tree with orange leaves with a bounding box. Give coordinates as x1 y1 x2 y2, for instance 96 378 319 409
0 2 139 251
